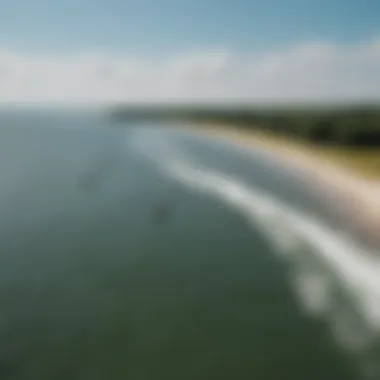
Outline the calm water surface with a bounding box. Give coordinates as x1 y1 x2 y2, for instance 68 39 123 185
0 110 378 379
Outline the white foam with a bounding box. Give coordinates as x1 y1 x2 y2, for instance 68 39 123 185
133 129 380 377
166 160 380 326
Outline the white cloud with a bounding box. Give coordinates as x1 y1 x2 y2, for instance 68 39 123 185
0 38 379 105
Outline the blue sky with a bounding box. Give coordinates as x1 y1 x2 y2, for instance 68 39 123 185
0 0 379 104
0 0 378 54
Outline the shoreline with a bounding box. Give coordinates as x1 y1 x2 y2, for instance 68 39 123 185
185 123 380 248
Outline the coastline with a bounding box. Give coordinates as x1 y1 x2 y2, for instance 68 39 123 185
185 123 380 248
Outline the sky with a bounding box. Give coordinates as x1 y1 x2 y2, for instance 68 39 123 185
0 0 379 105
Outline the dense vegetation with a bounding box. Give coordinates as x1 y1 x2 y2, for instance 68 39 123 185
109 104 380 148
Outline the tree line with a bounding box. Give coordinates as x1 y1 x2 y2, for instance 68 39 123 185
110 105 380 148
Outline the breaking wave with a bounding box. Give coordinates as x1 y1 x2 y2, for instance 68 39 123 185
133 128 380 379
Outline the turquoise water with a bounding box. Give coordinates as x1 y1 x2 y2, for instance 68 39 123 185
0 111 378 379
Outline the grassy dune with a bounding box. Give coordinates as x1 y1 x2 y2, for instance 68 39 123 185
191 123 380 180
110 105 380 180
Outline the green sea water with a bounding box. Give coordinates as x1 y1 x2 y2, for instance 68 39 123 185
0 111 377 379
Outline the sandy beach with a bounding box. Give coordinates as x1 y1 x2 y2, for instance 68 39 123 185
187 124 380 249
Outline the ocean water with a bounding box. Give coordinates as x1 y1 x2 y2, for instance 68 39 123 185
0 110 378 379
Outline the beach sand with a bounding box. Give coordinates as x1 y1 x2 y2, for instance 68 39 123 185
186 123 380 249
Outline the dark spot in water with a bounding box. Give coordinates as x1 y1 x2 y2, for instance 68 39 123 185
77 173 99 193
152 201 173 224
